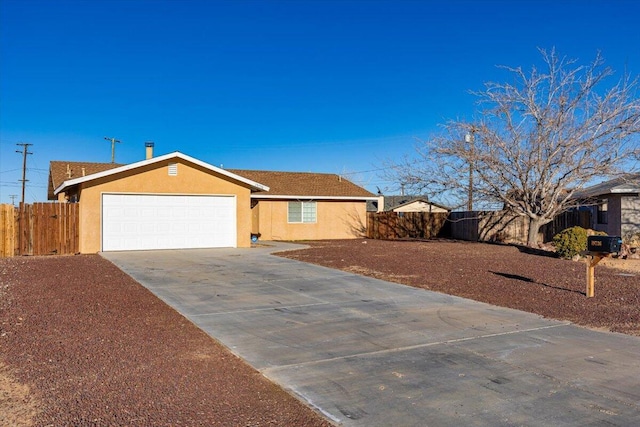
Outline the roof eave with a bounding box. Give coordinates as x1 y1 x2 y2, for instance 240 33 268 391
53 152 270 195
251 194 378 201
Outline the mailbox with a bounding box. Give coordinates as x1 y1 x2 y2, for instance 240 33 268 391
587 235 622 253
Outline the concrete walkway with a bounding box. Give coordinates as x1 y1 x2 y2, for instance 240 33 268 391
102 242 640 426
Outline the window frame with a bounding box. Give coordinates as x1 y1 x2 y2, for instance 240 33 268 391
287 201 317 224
597 199 608 224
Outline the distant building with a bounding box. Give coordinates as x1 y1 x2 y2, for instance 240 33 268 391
572 174 640 241
367 195 450 213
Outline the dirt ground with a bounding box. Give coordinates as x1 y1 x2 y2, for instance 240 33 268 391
2 241 638 426
0 255 332 427
278 239 640 336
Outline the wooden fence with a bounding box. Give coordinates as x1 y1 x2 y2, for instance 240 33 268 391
0 203 79 257
447 211 530 243
0 204 15 257
367 211 448 239
541 210 592 242
367 209 592 244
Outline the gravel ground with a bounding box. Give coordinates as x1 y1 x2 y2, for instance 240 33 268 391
278 239 640 336
2 240 638 426
0 255 333 427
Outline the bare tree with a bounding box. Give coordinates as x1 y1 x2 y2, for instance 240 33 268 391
389 49 640 246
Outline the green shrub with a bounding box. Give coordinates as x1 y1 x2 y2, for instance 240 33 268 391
553 226 588 259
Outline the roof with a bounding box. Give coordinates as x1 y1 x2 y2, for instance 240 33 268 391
49 161 122 199
392 197 450 211
52 152 270 196
366 195 449 212
573 174 640 199
383 195 421 211
227 169 376 200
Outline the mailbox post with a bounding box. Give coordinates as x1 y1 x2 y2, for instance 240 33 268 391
585 236 622 298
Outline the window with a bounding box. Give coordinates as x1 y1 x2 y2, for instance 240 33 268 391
597 200 608 224
288 201 316 223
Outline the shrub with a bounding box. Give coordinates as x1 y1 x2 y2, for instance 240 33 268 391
553 226 588 259
623 231 640 247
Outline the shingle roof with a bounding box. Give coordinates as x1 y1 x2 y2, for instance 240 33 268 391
51 153 269 197
49 159 374 200
227 169 375 198
48 161 122 199
572 174 640 199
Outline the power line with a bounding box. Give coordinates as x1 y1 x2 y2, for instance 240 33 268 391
0 168 23 174
16 143 33 205
339 165 397 175
0 183 47 188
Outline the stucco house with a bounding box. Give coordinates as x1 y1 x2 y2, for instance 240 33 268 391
49 148 376 253
572 174 640 242
367 195 450 213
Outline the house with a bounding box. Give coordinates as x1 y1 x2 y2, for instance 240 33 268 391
367 195 450 213
49 147 376 253
572 174 640 242
226 169 374 241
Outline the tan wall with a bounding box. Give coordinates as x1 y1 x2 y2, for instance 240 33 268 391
254 200 367 241
251 202 260 234
76 160 253 253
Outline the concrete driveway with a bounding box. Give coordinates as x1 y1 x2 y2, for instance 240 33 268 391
102 242 640 426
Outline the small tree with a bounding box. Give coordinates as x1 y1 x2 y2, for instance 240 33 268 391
389 49 640 245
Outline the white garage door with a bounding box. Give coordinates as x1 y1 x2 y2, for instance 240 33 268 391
102 194 237 251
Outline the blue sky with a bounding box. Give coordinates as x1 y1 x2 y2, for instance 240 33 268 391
1 0 639 204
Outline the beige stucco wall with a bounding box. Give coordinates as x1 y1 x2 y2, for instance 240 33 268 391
75 160 253 253
253 200 367 241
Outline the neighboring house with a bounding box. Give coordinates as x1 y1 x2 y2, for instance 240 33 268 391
367 195 450 213
572 174 640 241
49 148 376 253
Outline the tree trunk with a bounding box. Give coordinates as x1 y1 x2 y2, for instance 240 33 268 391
527 217 543 246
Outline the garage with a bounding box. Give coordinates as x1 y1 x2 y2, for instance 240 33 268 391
102 194 237 251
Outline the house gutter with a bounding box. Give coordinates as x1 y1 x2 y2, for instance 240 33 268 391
250 195 378 201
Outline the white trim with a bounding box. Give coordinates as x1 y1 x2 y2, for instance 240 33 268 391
251 194 378 201
100 191 235 197
54 152 270 195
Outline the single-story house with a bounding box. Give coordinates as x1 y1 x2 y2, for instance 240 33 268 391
49 147 376 253
572 174 640 241
225 169 374 241
367 195 450 213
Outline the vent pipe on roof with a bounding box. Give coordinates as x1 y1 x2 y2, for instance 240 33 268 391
145 141 154 160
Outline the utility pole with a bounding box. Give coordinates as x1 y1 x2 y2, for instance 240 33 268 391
465 132 474 211
104 136 121 163
16 143 33 205
9 195 18 206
